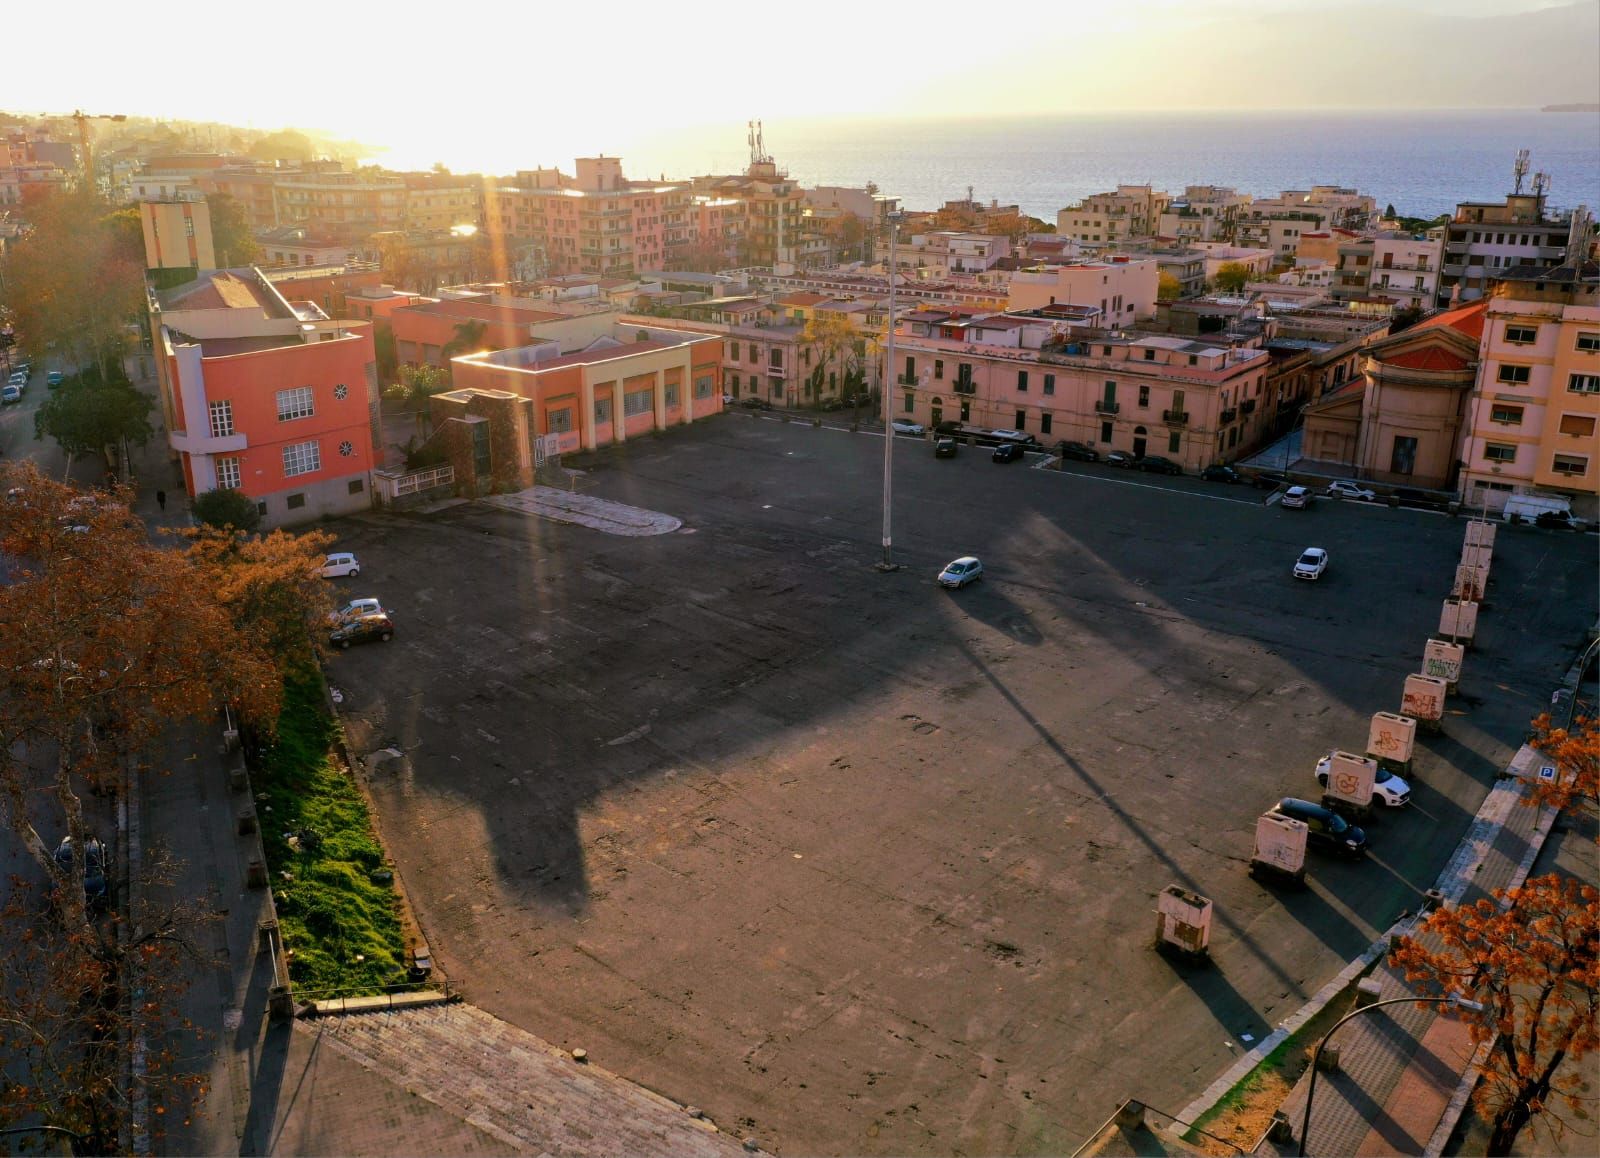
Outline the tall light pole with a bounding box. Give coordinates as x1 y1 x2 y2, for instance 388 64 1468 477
877 212 903 572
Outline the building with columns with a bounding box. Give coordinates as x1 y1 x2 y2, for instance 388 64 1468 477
448 322 723 454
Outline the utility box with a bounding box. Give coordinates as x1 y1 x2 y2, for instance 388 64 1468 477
1452 563 1488 603
1464 520 1497 549
1323 750 1379 817
1423 638 1466 692
1368 711 1417 772
1250 813 1308 887
1439 599 1479 645
1402 673 1448 733
1154 884 1213 959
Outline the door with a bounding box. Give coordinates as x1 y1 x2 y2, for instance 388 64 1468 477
930 402 943 429
1132 425 1147 459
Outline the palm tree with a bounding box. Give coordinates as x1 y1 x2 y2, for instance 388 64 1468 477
440 320 489 370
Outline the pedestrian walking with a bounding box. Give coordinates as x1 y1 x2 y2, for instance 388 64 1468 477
156 489 167 512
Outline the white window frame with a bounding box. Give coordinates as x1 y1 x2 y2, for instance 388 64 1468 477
1551 454 1589 477
1503 325 1537 345
1496 364 1531 385
276 385 315 422
208 399 234 438
282 440 321 478
1576 332 1600 353
216 456 241 489
1569 373 1600 395
1482 442 1516 464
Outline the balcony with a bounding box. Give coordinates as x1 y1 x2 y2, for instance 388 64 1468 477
1094 399 1120 415
953 379 976 395
1161 410 1189 426
1240 398 1256 415
897 374 919 386
1220 407 1237 424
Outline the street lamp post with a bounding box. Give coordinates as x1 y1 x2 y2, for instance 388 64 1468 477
877 212 903 572
1298 992 1483 1156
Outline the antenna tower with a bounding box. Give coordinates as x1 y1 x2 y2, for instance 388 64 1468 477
1533 171 1550 199
1512 148 1530 194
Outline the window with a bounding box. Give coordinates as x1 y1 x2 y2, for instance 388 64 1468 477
1143 349 1156 361
548 407 573 433
595 397 613 424
960 401 971 422
1576 332 1600 353
1551 454 1589 477
694 375 712 399
934 359 944 380
1017 370 1028 392
1043 373 1055 396
1390 435 1417 476
1504 325 1537 345
902 393 914 413
1138 385 1150 408
769 349 782 369
1014 410 1026 430
216 456 241 489
208 400 234 438
348 478 365 495
729 341 740 360
665 384 679 407
1040 413 1052 435
1168 431 1181 453
748 345 758 364
624 390 653 417
1558 414 1596 438
904 356 915 382
1100 421 1113 442
282 440 321 478
1490 405 1523 425
1483 443 1516 463
1569 373 1600 395
1496 365 1531 385
286 493 306 510
276 386 315 422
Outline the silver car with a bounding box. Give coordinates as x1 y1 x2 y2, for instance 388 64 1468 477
937 556 984 588
1315 752 1411 807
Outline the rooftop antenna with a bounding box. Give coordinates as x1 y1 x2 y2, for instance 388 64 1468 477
1512 149 1530 195
1533 171 1551 200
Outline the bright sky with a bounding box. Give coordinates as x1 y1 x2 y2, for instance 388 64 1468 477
2 0 1592 172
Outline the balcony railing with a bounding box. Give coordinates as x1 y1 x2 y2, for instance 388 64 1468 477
1094 399 1120 414
1220 407 1237 423
953 379 976 395
1240 398 1256 415
896 374 919 386
1162 410 1189 425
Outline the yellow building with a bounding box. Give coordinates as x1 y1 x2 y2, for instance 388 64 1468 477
140 198 216 274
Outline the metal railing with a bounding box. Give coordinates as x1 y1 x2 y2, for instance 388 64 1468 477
1162 409 1189 425
1094 400 1120 414
1220 407 1238 423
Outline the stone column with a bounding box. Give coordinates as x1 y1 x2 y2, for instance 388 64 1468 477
653 370 667 431
613 379 627 443
581 375 597 452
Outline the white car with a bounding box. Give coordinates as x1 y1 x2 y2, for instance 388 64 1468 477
1325 480 1376 502
1293 547 1328 580
937 556 984 588
329 597 383 624
1280 485 1311 509
1315 753 1411 807
321 552 361 579
1 384 19 405
890 420 925 437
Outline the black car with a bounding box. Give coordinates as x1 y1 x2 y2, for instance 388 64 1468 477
1534 509 1587 531
935 438 958 458
1271 798 1368 857
739 396 774 411
992 442 1025 463
1056 440 1099 463
329 613 395 650
1104 450 1138 468
1135 455 1182 476
1200 464 1244 484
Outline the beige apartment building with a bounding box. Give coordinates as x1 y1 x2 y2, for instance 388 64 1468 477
1006 258 1159 324
1330 233 1445 310
1458 263 1600 517
1056 185 1171 246
1157 186 1251 243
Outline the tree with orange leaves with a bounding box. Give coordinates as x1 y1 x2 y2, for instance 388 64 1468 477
1389 873 1599 1156
1527 713 1598 819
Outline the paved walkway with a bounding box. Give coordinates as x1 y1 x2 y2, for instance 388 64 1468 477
481 485 683 536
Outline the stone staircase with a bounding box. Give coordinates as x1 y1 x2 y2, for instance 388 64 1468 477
310 1002 747 1156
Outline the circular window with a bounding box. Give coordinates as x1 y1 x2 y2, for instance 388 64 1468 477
333 383 349 400
338 441 355 457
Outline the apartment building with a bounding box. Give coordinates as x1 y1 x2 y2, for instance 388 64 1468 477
1006 257 1159 323
273 169 407 237
150 268 379 527
623 305 809 406
199 166 287 232
897 232 1010 277
139 198 216 274
1439 190 1574 306
401 171 484 232
1331 233 1444 310
887 306 1269 468
1056 185 1171 246
694 156 807 268
1458 262 1600 517
1236 187 1378 256
258 225 364 269
1157 186 1251 243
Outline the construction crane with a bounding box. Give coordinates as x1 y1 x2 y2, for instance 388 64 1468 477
36 110 128 192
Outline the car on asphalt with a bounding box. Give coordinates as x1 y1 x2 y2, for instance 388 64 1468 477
1056 440 1099 462
890 419 925 437
738 396 773 411
1315 753 1411 808
991 442 1025 463
330 597 384 624
1280 485 1311 509
1533 510 1588 531
46 370 64 388
54 835 109 909
330 612 395 650
1 384 19 405
934 438 958 458
937 556 984 588
1104 449 1138 468
1270 797 1368 857
1134 454 1182 476
1293 547 1329 580
1325 480 1376 501
1200 464 1244 484
320 552 361 579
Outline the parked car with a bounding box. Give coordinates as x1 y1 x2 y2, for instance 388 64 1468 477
1293 547 1329 580
1056 440 1099 463
738 396 774 411
1315 753 1411 808
46 370 64 388
329 612 395 649
991 442 1025 463
1135 454 1182 476
1391 487 1437 509
321 552 361 579
1 384 19 405
1104 450 1138 468
934 438 958 458
937 556 984 588
1533 509 1588 531
1325 480 1376 502
1270 797 1368 857
1248 470 1290 491
329 597 383 624
1200 464 1244 484
54 835 109 909
1280 485 1311 509
890 420 925 437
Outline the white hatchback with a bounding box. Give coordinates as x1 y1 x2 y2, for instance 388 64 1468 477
937 556 984 588
1293 547 1329 580
321 552 361 579
1281 485 1311 509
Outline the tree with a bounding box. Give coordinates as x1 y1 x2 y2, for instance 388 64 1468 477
800 313 861 403
385 362 451 433
1527 714 1598 819
1157 271 1183 301
440 319 489 367
373 322 399 383
1390 873 1599 1155
34 373 155 480
1213 262 1252 293
191 486 262 534
101 205 146 266
182 525 335 665
206 192 261 267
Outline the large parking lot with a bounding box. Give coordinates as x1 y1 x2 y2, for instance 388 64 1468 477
327 414 1596 1155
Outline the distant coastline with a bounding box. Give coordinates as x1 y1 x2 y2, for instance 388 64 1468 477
1541 103 1600 113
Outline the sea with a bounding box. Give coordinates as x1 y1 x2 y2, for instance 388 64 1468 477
381 109 1600 224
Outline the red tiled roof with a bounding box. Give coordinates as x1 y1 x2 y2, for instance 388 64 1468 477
1414 300 1487 341
775 292 831 307
1386 346 1471 372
